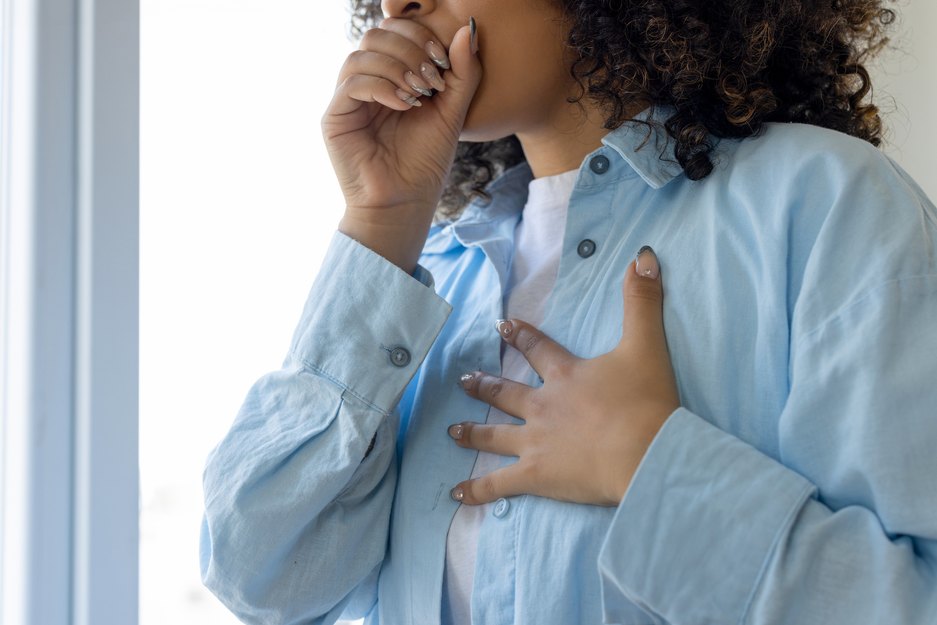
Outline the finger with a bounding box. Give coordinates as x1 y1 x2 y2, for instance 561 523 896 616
494 319 578 381
332 74 417 114
620 246 665 344
460 370 535 419
448 422 523 456
338 49 435 99
429 20 481 123
451 462 528 506
376 18 452 90
349 28 445 93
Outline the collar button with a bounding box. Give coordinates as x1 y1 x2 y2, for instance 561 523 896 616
589 155 610 174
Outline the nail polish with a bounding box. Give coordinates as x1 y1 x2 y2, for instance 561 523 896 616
469 17 478 55
460 372 476 391
420 61 446 92
395 88 422 107
495 319 513 338
448 424 464 440
635 245 660 279
450 486 465 502
404 71 433 97
425 40 450 69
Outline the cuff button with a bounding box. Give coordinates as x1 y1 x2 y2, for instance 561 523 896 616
389 346 411 367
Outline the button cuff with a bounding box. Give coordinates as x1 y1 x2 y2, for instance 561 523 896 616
389 346 411 367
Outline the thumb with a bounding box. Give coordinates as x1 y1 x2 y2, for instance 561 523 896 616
620 245 665 344
434 18 482 125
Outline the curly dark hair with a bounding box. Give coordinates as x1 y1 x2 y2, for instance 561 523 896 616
348 0 895 221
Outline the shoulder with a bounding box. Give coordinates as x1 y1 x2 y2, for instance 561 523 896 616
712 122 934 243
719 122 894 187
705 123 937 335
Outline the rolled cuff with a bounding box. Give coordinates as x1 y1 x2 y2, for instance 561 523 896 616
288 230 452 415
598 407 815 625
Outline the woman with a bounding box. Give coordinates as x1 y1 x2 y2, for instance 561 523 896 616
200 0 937 623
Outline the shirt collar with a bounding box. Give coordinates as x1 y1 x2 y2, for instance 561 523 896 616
423 105 701 254
601 105 686 190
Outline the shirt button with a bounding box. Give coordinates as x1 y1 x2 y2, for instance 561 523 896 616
389 346 411 367
589 154 610 174
492 497 510 518
577 239 596 258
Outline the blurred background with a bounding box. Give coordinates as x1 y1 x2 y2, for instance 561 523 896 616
139 1 936 623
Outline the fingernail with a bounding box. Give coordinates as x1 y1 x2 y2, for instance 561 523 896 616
395 88 422 107
469 17 478 55
420 62 446 92
425 40 450 69
495 319 513 338
635 245 660 280
459 372 476 391
404 71 433 97
450 486 465 502
448 424 464 440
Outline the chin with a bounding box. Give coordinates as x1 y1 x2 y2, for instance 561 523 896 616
458 115 515 143
456 94 518 143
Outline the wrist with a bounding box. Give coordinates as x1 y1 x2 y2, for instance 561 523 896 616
338 208 434 275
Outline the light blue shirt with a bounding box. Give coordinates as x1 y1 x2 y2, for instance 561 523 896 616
200 110 937 625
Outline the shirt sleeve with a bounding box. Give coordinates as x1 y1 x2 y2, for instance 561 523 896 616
200 230 452 624
597 276 937 624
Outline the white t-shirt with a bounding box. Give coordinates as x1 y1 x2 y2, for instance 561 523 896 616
442 167 579 625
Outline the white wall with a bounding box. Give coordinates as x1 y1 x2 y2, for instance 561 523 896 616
876 1 937 197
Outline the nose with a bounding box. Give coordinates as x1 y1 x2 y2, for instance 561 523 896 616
381 0 435 19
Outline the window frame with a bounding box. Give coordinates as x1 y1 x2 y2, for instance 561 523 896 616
0 0 139 623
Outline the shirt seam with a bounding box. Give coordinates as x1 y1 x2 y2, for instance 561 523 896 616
737 482 815 625
794 273 937 351
291 352 392 418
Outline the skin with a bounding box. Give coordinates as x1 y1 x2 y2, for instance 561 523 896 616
323 0 680 508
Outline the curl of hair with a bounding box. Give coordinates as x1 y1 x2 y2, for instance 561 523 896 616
348 0 894 221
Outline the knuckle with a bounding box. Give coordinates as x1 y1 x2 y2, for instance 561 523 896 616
478 476 498 501
335 75 356 94
477 374 500 398
517 328 542 356
626 280 663 303
518 460 539 483
476 425 494 445
525 392 547 416
549 358 575 381
360 28 380 47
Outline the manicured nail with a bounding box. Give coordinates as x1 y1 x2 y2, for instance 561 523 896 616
420 62 446 92
395 88 422 107
460 372 476 391
495 319 513 338
448 424 464 440
635 245 660 280
450 486 465 501
469 17 478 55
425 40 450 69
404 71 433 97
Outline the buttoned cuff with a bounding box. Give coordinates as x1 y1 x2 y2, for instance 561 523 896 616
288 230 452 415
598 407 815 625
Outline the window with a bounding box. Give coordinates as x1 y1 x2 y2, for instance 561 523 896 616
139 0 351 622
1 0 138 623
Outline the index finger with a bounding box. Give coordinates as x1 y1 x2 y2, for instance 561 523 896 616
378 17 452 69
495 319 579 382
